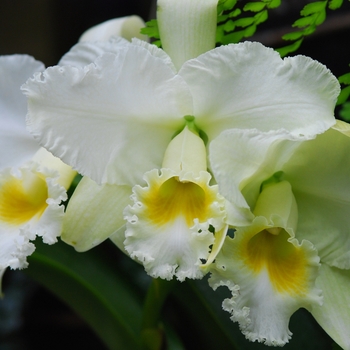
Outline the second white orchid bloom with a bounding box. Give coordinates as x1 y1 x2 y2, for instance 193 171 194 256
208 121 350 348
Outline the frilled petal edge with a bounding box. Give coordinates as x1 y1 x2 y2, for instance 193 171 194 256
208 216 322 346
124 168 226 281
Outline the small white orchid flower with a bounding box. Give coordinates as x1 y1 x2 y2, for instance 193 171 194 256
0 55 75 290
208 120 350 348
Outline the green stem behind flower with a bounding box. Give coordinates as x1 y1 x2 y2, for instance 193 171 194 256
141 278 176 350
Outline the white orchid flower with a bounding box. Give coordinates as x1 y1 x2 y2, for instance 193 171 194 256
22 0 338 281
0 55 75 290
207 120 350 348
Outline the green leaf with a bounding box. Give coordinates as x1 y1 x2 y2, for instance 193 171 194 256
233 16 255 27
276 38 303 57
293 15 314 28
25 239 144 350
218 0 237 13
229 8 241 17
328 0 343 9
338 72 350 84
140 19 160 40
300 1 327 16
282 31 304 41
243 2 266 12
314 9 326 25
337 86 350 105
254 9 268 25
221 30 245 44
267 0 281 9
339 102 350 121
303 25 317 35
244 24 257 37
223 19 235 32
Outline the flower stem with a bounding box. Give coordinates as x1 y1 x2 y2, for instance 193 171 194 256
141 278 176 350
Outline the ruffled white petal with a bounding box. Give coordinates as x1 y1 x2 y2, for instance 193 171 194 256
79 16 147 42
24 45 193 186
311 264 350 350
124 168 226 281
60 37 176 71
209 216 322 346
62 176 131 252
59 37 130 67
0 55 44 168
180 42 339 140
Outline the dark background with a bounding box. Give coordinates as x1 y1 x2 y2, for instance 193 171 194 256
0 1 349 349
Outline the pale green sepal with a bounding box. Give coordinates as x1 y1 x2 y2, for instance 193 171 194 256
162 125 207 175
201 224 228 271
157 0 218 70
109 224 128 254
311 264 350 350
331 118 350 137
79 16 148 42
283 126 350 269
62 176 131 252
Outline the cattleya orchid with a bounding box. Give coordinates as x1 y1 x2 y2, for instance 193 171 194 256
0 55 75 289
22 0 339 283
207 121 350 348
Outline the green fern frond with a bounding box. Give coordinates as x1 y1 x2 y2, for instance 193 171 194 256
140 19 161 47
276 0 344 57
217 0 281 45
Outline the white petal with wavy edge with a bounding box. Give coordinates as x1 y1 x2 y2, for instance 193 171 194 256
311 264 350 350
0 55 44 169
209 216 322 346
59 37 130 67
62 176 132 252
124 168 226 281
180 41 339 141
24 44 193 186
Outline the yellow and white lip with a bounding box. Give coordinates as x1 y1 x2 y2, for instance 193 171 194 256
0 169 48 227
208 181 323 346
124 167 226 281
0 150 74 286
209 217 322 346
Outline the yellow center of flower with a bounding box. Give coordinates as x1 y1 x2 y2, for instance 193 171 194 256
245 229 308 295
143 176 210 227
0 172 48 226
